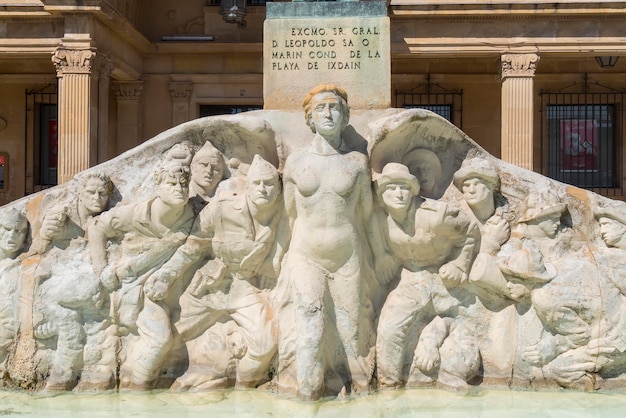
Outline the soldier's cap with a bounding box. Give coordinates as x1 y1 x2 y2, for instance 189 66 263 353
453 157 500 191
375 163 420 196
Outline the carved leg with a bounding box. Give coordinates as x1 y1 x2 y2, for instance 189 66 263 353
231 297 277 388
292 268 327 400
45 316 85 391
376 273 432 388
125 298 173 390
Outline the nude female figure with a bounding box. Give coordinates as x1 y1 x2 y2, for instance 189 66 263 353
282 85 373 400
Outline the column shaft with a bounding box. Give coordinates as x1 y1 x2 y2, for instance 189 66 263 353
500 53 540 171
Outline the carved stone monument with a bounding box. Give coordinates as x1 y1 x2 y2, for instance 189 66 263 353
2 84 626 400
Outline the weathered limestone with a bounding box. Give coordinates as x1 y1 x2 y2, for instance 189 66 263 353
3 84 626 399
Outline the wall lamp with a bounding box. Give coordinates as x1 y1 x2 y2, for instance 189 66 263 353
220 0 247 28
595 56 619 68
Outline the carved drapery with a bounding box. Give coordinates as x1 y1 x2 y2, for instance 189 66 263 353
52 47 107 184
169 81 194 127
500 53 540 171
113 81 144 152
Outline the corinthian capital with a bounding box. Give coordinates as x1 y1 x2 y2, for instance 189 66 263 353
169 82 193 100
112 82 144 101
52 48 97 76
501 53 540 79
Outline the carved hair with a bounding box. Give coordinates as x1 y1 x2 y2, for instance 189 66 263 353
0 207 27 231
302 84 350 133
154 161 191 186
79 172 113 195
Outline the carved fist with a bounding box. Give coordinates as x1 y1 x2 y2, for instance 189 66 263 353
99 265 120 292
145 272 172 301
439 263 466 286
413 342 441 375
484 216 511 246
40 208 67 241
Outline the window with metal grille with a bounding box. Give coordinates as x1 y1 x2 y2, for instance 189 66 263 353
25 84 58 193
394 76 463 128
540 78 626 197
199 105 262 117
545 105 616 189
402 104 453 122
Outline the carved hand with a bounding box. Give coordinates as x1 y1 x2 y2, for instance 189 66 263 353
40 208 67 240
145 271 173 301
413 342 441 374
439 262 467 286
99 265 120 292
374 253 398 285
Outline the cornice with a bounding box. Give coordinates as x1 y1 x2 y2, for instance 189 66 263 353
390 1 626 20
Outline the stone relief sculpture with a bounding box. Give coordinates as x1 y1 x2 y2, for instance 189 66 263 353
372 162 480 389
4 84 626 397
33 172 114 391
0 209 28 374
89 148 195 390
155 154 288 390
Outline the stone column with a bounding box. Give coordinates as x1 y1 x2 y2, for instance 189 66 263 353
500 53 540 171
169 82 193 127
52 47 100 184
113 81 144 154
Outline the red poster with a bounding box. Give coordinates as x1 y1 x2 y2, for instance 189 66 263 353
49 119 58 168
560 119 598 171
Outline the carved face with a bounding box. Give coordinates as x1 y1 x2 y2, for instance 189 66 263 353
381 182 415 212
598 217 626 248
79 178 110 215
246 171 280 208
310 92 344 137
462 177 493 208
191 154 225 191
536 213 561 239
412 161 437 194
0 222 26 259
159 171 189 206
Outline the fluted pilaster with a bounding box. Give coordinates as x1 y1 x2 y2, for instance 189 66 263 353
500 53 539 171
52 47 101 184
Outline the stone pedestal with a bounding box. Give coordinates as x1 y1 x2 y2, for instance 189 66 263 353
500 53 540 171
264 1 390 110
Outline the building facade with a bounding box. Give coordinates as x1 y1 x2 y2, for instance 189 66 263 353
1 0 625 205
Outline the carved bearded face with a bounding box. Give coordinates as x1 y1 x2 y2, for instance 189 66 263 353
381 182 416 212
310 92 344 137
0 222 26 259
462 177 493 209
599 217 626 248
191 154 225 191
79 177 110 215
246 171 280 208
